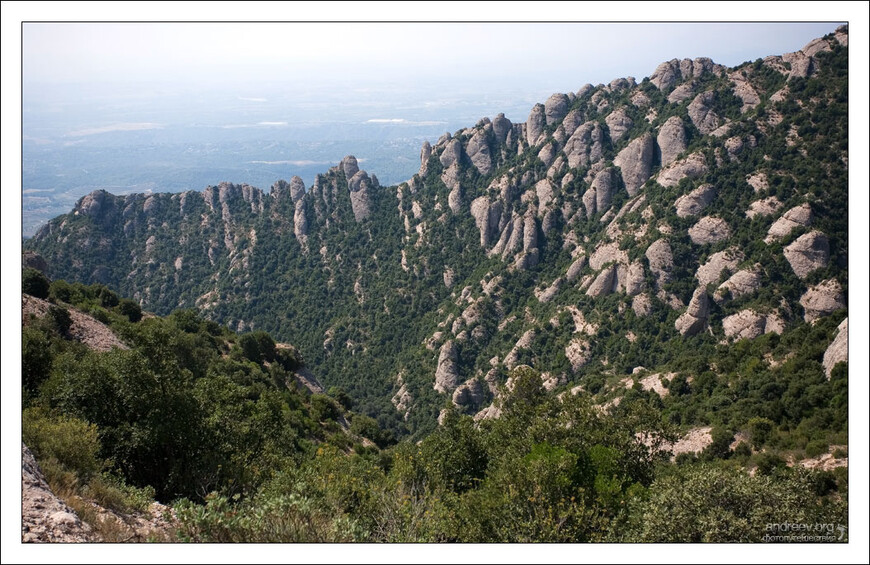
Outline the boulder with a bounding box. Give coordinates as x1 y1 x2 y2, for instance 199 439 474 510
675 183 717 218
800 279 846 323
783 230 829 279
492 113 512 143
613 133 655 196
340 155 360 179
822 318 848 379
688 216 731 245
657 116 688 166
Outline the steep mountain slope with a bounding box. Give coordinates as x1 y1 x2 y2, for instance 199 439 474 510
26 27 849 438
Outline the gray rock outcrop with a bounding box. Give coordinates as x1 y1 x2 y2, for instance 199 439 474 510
586 265 617 297
645 239 674 290
746 196 783 219
440 138 463 168
452 378 485 410
714 268 762 303
675 183 717 218
564 121 605 169
696 248 742 287
783 230 829 279
800 279 846 323
657 152 708 188
765 203 813 243
434 340 460 393
675 287 709 336
688 91 722 134
822 318 848 378
688 216 731 245
348 170 374 222
340 155 360 180
492 113 512 143
657 116 688 166
526 103 546 146
613 133 654 196
467 129 492 175
722 309 768 340
544 93 570 125
605 107 633 143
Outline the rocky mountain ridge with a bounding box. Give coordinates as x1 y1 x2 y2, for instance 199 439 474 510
25 27 849 435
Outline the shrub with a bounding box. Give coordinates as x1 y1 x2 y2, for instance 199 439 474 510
22 268 50 299
22 407 103 483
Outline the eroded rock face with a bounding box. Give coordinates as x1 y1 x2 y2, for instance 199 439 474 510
688 91 722 135
467 129 492 175
675 183 717 218
730 71 761 112
688 216 731 245
605 107 633 143
657 116 688 166
585 167 618 216
586 265 617 297
696 248 742 287
340 155 360 180
822 318 848 378
492 113 512 143
544 93 570 125
565 122 605 169
645 239 674 290
746 196 783 219
784 230 829 279
800 279 846 323
722 309 768 340
657 152 708 188
434 341 460 393
348 170 374 222
675 287 709 336
715 268 762 303
765 203 813 243
440 138 463 168
613 133 654 196
452 378 485 410
526 103 546 146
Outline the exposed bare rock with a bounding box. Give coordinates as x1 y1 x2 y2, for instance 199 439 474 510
504 330 536 370
632 293 653 317
470 196 499 248
22 443 94 543
782 50 814 80
696 248 743 287
823 318 848 378
657 116 688 166
419 140 432 174
590 242 628 271
565 338 591 372
639 373 671 397
621 261 646 296
688 216 731 245
537 141 557 168
565 256 587 283
675 287 709 336
442 163 463 213
293 200 309 248
724 136 744 160
474 404 502 422
544 93 570 125
746 172 769 193
22 295 128 352
657 151 708 188
800 279 846 323
746 196 783 219
613 133 655 196
688 91 722 134
287 176 306 203
434 340 460 393
605 107 633 143
669 427 713 457
391 379 412 419
715 268 762 303
340 155 360 180
452 378 485 410
443 267 456 289
348 170 373 222
783 230 829 279
536 278 564 303
439 138 463 168
765 203 813 243
675 183 717 218
722 309 769 340
23 251 49 273
586 265 617 297
729 71 761 112
564 121 605 169
526 103 546 146
467 129 492 175
645 239 674 290
668 82 696 103
492 113 512 143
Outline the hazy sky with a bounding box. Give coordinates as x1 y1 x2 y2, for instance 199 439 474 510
23 21 844 96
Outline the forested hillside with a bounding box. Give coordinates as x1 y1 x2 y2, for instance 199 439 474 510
26 28 848 446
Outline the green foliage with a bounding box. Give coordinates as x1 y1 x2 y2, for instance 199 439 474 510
117 298 142 322
23 267 51 299
23 407 104 483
